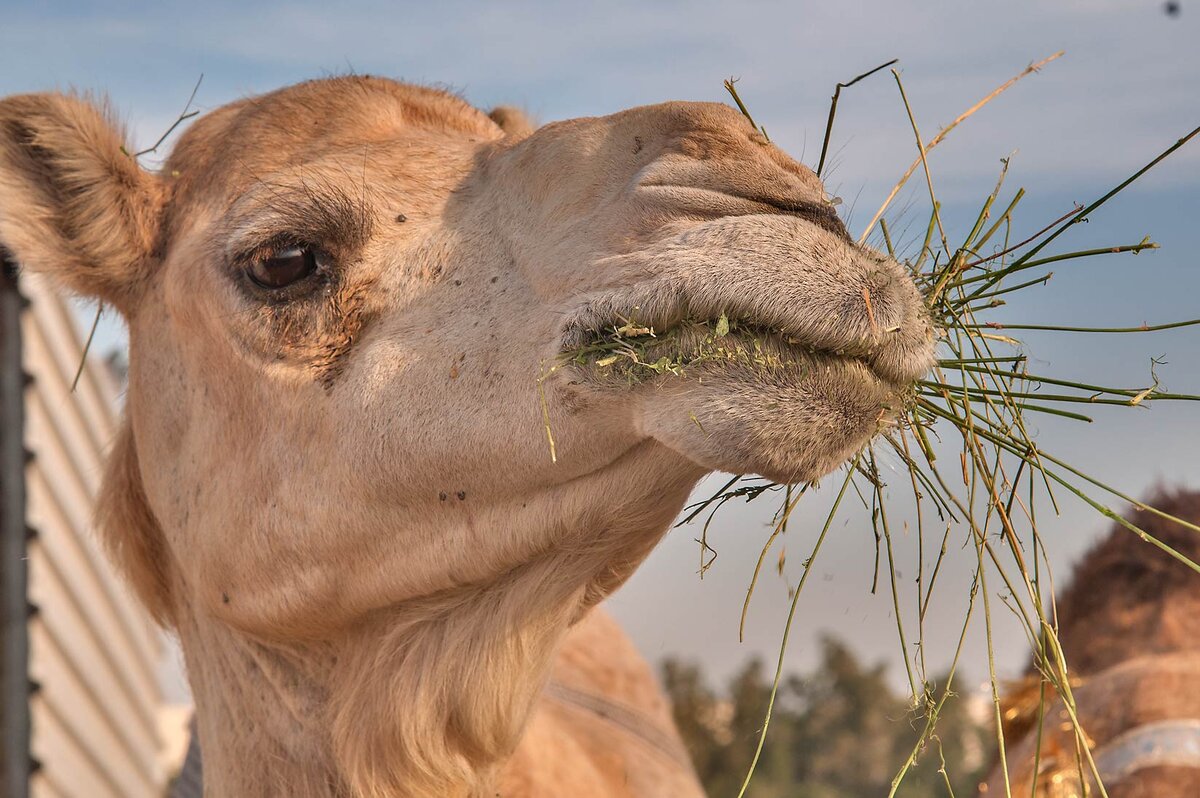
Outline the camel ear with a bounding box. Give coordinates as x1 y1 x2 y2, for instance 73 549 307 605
0 92 162 312
488 106 536 139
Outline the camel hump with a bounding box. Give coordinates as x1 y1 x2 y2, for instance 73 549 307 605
550 608 677 726
496 607 705 797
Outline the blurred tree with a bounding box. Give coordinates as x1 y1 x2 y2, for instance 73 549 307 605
662 636 988 797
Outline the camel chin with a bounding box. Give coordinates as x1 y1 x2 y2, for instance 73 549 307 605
649 356 900 485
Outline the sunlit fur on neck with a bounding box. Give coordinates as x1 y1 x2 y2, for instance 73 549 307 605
330 561 587 796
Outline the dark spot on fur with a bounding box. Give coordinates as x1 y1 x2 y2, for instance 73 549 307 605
454 279 462 286
633 136 643 154
395 213 407 223
490 275 498 283
457 491 466 501
439 492 447 501
222 592 230 604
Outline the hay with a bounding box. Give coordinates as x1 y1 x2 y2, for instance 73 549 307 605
560 56 1200 797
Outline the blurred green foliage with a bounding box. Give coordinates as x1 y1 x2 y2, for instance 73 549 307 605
661 636 989 797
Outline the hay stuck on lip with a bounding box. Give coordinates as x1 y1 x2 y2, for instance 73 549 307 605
566 313 825 382
552 54 1200 798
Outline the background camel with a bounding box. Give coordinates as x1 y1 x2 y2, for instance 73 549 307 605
980 489 1200 797
0 76 934 796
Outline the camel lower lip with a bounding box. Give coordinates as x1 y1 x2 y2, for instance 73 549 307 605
618 328 904 484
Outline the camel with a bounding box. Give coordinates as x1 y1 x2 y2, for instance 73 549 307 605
980 489 1200 797
0 76 935 797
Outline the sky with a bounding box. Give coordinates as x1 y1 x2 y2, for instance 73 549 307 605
2 0 1198 698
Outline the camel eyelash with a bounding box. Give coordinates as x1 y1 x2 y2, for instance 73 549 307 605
230 233 327 269
224 182 375 271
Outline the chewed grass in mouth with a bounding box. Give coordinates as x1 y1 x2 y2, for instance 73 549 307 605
539 310 866 464
563 312 814 382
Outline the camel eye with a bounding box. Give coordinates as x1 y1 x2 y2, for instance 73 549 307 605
248 246 319 289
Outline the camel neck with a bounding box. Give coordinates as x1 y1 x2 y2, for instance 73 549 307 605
177 600 346 796
175 541 612 797
170 456 702 796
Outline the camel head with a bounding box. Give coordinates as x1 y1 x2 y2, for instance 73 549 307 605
0 77 934 795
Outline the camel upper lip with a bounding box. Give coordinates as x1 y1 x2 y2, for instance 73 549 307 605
636 183 851 240
558 197 936 387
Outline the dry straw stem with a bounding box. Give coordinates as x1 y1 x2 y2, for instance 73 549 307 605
72 74 205 391
723 77 769 140
697 62 1195 796
735 460 859 798
892 67 950 267
816 57 899 178
857 51 1064 244
548 55 1198 796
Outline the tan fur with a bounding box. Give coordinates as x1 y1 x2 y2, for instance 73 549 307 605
0 77 935 796
0 92 162 308
503 611 704 797
96 421 175 624
488 106 536 138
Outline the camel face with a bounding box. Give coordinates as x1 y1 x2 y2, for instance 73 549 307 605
138 83 927 634
0 77 935 795
1 78 932 639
